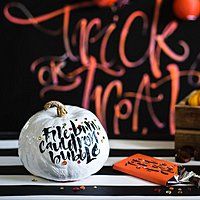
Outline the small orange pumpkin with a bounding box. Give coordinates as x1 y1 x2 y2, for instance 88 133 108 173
188 91 200 106
94 0 117 7
173 0 200 20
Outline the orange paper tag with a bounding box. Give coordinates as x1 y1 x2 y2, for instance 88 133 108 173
113 154 178 186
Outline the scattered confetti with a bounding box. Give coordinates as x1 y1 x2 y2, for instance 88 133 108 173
80 185 86 190
169 187 174 191
72 187 80 192
62 123 66 128
153 188 161 193
166 190 172 194
62 160 67 165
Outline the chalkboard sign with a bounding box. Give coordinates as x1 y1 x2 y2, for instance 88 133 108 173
1 0 200 140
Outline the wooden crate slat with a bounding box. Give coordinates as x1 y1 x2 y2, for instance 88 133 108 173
175 90 200 150
175 90 200 130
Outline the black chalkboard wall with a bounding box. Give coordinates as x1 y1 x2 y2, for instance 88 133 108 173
0 0 200 140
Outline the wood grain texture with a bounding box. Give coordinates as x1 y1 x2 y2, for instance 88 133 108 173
175 129 200 149
175 90 200 130
175 91 200 149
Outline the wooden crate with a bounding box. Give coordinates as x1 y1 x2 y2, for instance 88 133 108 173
175 90 200 150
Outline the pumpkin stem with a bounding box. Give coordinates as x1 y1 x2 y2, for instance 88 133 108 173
44 101 67 117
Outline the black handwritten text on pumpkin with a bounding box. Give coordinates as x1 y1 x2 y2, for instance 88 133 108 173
39 120 101 164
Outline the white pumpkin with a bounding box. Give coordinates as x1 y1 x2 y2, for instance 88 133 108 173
19 101 110 181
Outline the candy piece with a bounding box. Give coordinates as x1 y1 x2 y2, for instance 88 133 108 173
175 147 192 163
189 176 200 188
